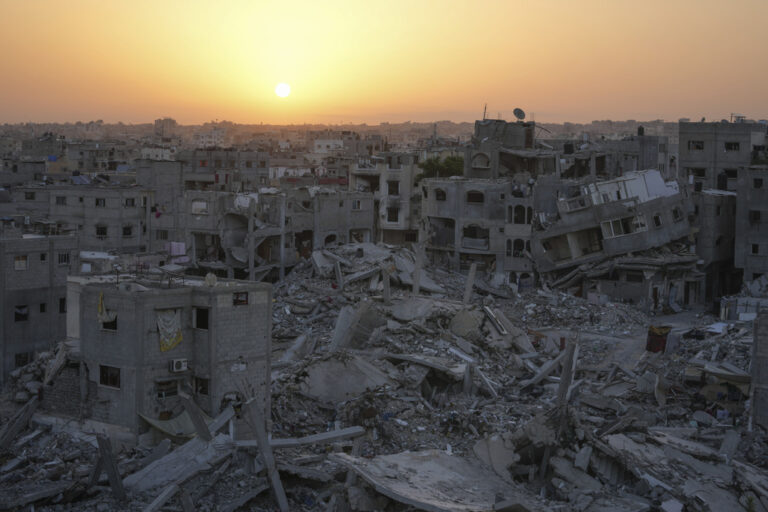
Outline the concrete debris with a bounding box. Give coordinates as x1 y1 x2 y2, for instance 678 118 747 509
1 241 767 511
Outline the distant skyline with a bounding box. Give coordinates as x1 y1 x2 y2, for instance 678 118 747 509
1 0 767 125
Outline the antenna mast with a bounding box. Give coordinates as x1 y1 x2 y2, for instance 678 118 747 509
482 104 487 120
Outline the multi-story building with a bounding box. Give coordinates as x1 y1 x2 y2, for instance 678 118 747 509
44 274 271 436
349 153 420 244
420 178 534 286
0 233 79 383
530 170 698 310
735 165 768 282
176 149 270 188
679 121 768 303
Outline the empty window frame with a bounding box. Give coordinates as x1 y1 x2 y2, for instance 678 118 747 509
687 140 704 151
233 292 248 305
99 365 120 388
194 307 209 329
95 198 106 207
724 142 740 152
57 252 70 265
466 191 484 203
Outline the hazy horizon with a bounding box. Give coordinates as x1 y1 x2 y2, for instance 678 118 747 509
2 0 767 125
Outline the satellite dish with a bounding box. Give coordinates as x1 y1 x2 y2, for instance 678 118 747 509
513 108 526 121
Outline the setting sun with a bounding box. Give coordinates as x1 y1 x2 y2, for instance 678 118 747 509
275 83 291 98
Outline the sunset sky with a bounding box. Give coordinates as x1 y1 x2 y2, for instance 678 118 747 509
1 0 766 124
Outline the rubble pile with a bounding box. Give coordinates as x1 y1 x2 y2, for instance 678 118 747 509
0 242 766 511
4 350 55 404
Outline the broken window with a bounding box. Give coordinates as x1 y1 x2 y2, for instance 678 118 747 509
14 306 28 322
715 236 724 247
56 196 66 205
40 253 46 262
506 239 512 257
95 225 107 238
199 160 208 167
626 272 644 283
99 365 120 388
387 181 400 195
352 199 362 210
39 303 46 313
716 206 721 216
58 252 70 265
434 189 446 201
672 207 683 222
752 244 760 255
59 297 66 313
156 380 178 399
653 214 662 227
755 178 764 189
466 191 484 204
724 142 740 152
194 308 209 329
245 161 252 168
687 140 704 151
233 292 249 305
750 210 761 224
387 207 399 223
724 169 737 179
688 168 706 178
14 255 28 270
102 317 117 331
195 377 209 396
25 192 35 200
95 198 106 207
122 226 132 237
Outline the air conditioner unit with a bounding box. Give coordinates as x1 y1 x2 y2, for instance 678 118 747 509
169 358 188 373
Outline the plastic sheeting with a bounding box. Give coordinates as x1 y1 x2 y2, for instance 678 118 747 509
156 309 182 352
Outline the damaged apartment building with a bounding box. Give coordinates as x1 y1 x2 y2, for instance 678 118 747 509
531 170 700 311
137 159 374 281
679 120 768 304
349 153 421 244
43 274 271 437
422 119 701 310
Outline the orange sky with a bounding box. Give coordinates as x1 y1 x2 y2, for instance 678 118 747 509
1 0 767 124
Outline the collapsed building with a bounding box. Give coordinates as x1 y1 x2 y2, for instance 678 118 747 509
531 170 701 311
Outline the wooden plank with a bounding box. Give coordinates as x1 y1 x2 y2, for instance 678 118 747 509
97 435 127 501
180 396 213 442
243 399 289 512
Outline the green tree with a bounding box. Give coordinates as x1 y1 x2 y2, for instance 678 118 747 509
415 156 464 183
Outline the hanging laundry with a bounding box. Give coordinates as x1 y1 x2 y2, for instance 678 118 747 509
156 308 182 352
